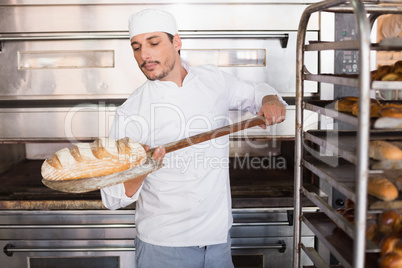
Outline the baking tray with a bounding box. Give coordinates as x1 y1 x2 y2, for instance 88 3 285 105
304 129 402 165
304 100 402 128
303 156 402 210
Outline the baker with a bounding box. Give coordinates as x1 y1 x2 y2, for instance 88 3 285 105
101 8 287 268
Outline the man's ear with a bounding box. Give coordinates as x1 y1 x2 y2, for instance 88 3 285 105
173 34 182 52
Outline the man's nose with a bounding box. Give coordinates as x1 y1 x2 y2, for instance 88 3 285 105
140 47 151 61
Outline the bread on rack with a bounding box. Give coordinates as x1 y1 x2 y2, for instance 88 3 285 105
366 219 378 240
371 61 402 83
351 99 382 117
369 141 402 161
382 73 402 82
381 235 401 256
334 96 358 113
378 251 402 268
392 61 402 74
379 210 402 234
368 176 399 202
373 65 393 81
41 137 147 181
380 107 402 119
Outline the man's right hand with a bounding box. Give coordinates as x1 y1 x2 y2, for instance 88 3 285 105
150 145 166 162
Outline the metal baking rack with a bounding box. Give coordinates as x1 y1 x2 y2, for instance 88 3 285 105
293 1 402 268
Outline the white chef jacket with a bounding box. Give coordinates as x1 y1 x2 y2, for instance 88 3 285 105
101 62 286 247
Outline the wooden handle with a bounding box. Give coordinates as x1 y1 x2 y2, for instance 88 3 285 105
146 116 265 157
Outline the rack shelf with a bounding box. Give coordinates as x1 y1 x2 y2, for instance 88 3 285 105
304 73 402 90
303 156 402 209
305 130 402 164
304 101 359 126
305 38 402 52
303 212 380 268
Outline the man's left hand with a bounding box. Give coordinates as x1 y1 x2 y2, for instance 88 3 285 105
257 95 286 129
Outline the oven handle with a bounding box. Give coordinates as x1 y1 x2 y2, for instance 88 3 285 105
3 244 135 257
4 240 286 257
233 210 294 227
0 211 294 228
231 240 286 253
0 31 289 48
232 221 289 227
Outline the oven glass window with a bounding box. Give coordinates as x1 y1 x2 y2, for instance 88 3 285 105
29 256 119 268
18 50 115 69
181 49 266 67
232 254 263 268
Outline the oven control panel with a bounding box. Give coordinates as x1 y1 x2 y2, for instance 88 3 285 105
334 13 359 75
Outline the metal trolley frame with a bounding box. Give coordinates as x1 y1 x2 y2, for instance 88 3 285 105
293 1 402 267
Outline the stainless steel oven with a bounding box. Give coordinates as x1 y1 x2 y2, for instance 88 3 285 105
0 208 316 268
0 210 136 268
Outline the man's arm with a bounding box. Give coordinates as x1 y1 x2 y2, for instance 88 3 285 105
123 146 166 197
257 95 287 129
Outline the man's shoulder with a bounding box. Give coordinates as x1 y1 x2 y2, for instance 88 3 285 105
116 81 150 113
190 65 226 83
190 64 222 75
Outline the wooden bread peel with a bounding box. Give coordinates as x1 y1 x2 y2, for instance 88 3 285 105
42 116 266 193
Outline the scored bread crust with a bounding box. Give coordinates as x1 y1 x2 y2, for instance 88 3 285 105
41 137 146 181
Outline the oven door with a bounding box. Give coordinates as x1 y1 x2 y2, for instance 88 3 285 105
0 210 136 268
231 208 315 268
2 240 135 268
231 236 314 268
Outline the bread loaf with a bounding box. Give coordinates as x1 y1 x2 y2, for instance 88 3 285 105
378 252 402 268
379 210 401 234
393 61 402 74
380 107 402 119
41 137 146 181
374 65 393 81
381 235 401 256
382 73 402 81
369 141 402 161
368 176 399 202
351 99 382 117
334 96 358 113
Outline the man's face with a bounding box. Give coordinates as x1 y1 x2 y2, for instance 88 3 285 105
131 32 179 81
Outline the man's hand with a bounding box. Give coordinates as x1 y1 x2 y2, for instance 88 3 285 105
123 145 166 197
151 145 166 163
257 95 286 129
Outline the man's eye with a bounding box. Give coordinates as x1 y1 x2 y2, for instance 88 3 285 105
133 46 140 51
151 42 159 46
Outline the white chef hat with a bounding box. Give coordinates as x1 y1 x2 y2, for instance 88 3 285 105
128 9 178 40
